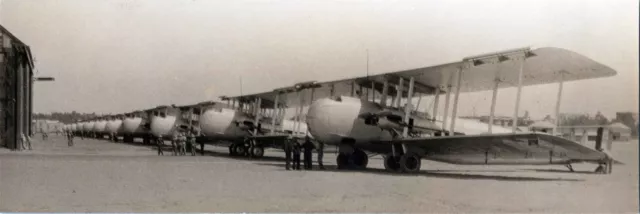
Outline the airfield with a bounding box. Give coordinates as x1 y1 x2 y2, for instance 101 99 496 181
0 135 637 213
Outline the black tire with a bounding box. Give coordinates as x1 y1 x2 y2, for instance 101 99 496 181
336 153 349 169
234 144 247 156
229 144 236 156
384 154 401 172
399 153 422 173
250 146 265 158
352 149 369 169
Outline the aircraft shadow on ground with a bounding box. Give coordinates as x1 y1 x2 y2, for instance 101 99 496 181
254 162 584 182
97 139 589 180
97 139 288 161
528 169 601 175
197 148 287 162
100 139 157 149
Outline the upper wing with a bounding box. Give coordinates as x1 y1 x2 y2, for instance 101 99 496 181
370 133 613 165
229 47 616 109
376 47 616 94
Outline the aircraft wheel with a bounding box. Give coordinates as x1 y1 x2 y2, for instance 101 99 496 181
229 144 236 156
336 153 349 169
352 149 368 169
250 146 265 158
399 153 421 173
383 154 401 172
234 144 247 156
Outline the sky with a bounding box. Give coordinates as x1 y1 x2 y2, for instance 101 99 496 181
0 0 637 119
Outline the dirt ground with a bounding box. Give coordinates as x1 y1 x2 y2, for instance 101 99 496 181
0 134 637 213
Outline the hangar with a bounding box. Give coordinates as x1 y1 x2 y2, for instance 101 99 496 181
0 25 34 150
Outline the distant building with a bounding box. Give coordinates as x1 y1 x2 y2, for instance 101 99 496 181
464 115 533 128
614 112 638 138
529 120 556 133
32 119 64 134
557 122 632 142
0 25 35 150
608 122 632 141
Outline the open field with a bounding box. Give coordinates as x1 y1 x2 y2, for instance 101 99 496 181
0 135 637 212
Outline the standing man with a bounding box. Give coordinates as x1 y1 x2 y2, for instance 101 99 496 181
171 131 179 156
156 136 164 156
317 140 325 170
188 130 197 156
67 131 74 147
302 136 316 170
284 136 293 170
200 140 205 156
292 140 302 170
179 131 187 156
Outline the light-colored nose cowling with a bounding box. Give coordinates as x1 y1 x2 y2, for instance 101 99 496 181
199 108 243 137
123 117 143 134
106 119 123 134
150 115 177 137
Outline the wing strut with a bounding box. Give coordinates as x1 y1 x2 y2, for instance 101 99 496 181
270 93 280 134
552 72 565 135
449 66 464 133
432 87 440 121
401 77 416 153
253 97 262 135
488 71 501 133
442 75 453 133
512 55 526 133
381 79 389 107
305 87 316 136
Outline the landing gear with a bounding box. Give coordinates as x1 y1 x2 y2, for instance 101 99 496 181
594 164 606 174
594 158 614 174
122 135 133 143
230 140 263 158
384 154 400 171
353 149 368 169
229 144 235 155
384 153 421 173
337 153 349 169
250 146 265 158
229 143 248 156
142 135 150 144
565 164 575 172
234 143 247 156
399 153 421 173
336 148 368 170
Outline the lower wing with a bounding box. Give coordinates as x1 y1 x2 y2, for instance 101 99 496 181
371 133 616 165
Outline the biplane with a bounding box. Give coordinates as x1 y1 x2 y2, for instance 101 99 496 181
223 46 618 173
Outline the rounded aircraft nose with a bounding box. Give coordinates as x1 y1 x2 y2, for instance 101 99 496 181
199 108 236 136
123 117 143 134
94 120 107 133
122 117 142 134
150 115 177 137
306 98 337 143
84 122 94 132
106 119 123 133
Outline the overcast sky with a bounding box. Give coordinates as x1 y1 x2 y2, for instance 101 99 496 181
0 0 637 119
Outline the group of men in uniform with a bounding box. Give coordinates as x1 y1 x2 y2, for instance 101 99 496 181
156 129 198 156
284 135 324 170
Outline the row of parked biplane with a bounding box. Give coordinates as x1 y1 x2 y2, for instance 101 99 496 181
62 46 618 173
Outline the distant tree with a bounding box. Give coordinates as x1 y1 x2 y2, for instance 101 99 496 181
32 111 105 123
594 111 609 125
